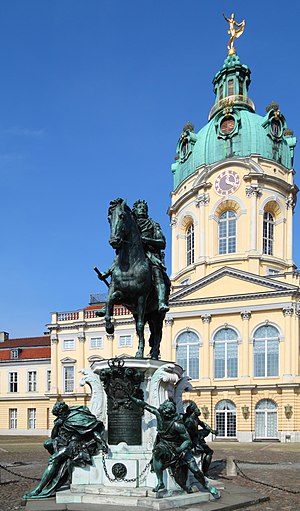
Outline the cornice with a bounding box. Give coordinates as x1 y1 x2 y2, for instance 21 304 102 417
0 396 50 401
170 290 297 308
0 358 51 366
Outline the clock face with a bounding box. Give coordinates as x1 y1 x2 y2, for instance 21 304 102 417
215 170 240 196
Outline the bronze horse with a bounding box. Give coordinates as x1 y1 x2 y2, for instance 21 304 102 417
100 198 168 359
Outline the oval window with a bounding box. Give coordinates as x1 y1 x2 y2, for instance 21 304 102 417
220 116 235 135
271 120 281 137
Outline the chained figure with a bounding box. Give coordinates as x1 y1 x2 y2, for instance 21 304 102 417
130 396 220 498
24 401 107 499
183 402 218 477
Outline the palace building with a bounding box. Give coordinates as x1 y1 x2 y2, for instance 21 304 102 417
167 44 300 441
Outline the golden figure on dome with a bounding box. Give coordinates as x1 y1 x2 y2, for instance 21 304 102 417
223 13 245 55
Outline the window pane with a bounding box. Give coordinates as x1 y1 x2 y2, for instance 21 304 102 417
64 366 75 393
254 340 265 377
176 345 187 373
227 342 238 377
267 340 279 376
214 343 225 378
216 412 225 437
63 339 75 350
9 409 17 429
188 344 199 379
90 337 103 348
119 335 132 347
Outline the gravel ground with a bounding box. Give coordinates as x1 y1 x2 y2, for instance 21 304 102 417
0 438 299 511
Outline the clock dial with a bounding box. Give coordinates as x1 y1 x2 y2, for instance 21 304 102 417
215 170 240 196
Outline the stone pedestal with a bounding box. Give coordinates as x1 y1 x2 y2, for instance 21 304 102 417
56 357 213 508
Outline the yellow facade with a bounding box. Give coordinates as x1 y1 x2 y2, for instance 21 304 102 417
0 357 51 435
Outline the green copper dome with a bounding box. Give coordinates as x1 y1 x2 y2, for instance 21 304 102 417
172 54 296 191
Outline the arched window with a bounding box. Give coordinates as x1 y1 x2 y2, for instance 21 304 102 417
219 211 236 254
186 224 194 265
215 400 236 438
263 212 274 255
255 399 278 439
253 325 279 377
213 328 238 379
176 331 200 380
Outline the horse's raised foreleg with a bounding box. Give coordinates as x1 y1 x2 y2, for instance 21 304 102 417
135 295 147 359
105 288 122 335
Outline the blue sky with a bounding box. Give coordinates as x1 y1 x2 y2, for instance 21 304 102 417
1 0 300 337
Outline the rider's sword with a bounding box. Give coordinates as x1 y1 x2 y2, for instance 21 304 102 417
94 266 109 288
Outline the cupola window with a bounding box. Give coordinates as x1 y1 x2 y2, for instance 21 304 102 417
220 116 235 135
186 224 194 265
238 78 243 95
263 212 274 255
228 79 234 96
181 138 188 158
271 119 281 137
219 84 224 100
219 210 236 254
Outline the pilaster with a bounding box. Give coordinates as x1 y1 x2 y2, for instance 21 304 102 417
201 314 211 383
240 310 251 382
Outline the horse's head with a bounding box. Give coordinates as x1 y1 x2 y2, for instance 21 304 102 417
108 198 132 249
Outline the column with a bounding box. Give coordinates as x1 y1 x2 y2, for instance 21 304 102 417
164 317 174 362
283 307 293 380
240 311 251 382
170 216 178 276
50 335 59 394
201 314 211 383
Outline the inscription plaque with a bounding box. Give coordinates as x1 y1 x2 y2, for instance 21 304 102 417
108 407 142 445
99 358 144 446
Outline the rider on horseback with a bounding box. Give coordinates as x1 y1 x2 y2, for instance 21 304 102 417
96 199 170 315
132 200 170 313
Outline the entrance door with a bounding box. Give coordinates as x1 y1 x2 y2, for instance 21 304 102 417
215 399 236 438
255 399 278 439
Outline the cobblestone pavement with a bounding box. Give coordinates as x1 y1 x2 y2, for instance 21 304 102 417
0 438 299 511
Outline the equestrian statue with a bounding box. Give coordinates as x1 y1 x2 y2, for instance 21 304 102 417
95 198 170 360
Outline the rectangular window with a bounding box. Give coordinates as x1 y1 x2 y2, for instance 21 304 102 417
90 337 103 349
9 372 18 393
63 339 75 350
219 84 224 100
239 79 244 95
63 366 75 393
28 408 36 429
46 370 51 392
28 371 37 392
119 335 132 347
9 409 17 429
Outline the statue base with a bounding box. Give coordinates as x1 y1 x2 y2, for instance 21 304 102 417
56 485 212 509
56 358 218 507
